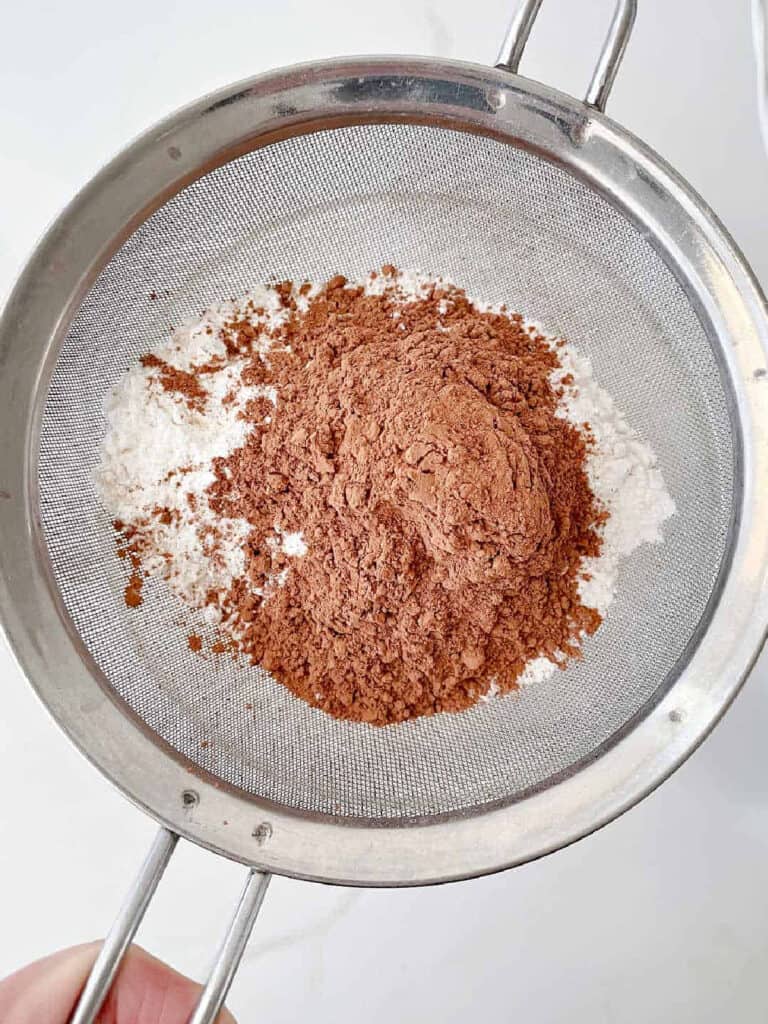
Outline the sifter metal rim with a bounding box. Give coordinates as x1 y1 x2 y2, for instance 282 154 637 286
1 56 767 886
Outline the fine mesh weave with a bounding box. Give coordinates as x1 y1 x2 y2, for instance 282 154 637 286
38 123 734 821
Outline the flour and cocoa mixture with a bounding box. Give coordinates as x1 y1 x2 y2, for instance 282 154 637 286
96 269 675 725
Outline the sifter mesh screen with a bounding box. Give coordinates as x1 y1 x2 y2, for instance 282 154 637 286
38 123 734 821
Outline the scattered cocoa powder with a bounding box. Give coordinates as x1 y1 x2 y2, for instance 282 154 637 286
188 634 203 653
114 520 147 608
153 505 177 527
124 572 144 609
140 353 208 411
198 273 604 725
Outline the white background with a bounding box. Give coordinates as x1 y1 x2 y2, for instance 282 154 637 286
1 1 768 1021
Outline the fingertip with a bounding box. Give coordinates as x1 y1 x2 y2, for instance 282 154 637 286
0 943 238 1024
0 943 100 1024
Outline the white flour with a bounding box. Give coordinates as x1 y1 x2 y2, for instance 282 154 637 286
94 285 304 617
95 271 675 688
553 343 676 616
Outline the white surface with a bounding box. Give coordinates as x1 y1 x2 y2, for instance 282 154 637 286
1 1 767 1021
755 0 768 152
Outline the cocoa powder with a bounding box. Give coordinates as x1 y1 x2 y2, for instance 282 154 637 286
140 353 208 411
203 274 603 725
113 520 146 608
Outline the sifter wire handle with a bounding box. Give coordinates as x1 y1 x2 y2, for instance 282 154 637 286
189 869 271 1024
69 827 178 1024
67 826 271 1024
495 0 638 112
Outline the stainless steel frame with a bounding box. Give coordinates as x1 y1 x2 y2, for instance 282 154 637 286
1 0 768 1019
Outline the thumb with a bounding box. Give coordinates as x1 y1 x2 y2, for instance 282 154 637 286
0 942 238 1024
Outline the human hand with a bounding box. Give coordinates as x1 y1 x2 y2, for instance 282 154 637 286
0 943 237 1024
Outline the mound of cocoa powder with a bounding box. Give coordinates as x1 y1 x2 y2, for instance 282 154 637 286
202 272 604 725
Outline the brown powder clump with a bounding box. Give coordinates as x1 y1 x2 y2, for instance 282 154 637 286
141 353 208 411
205 274 604 725
114 520 146 608
124 572 144 608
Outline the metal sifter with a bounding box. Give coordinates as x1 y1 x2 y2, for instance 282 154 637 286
1 1 768 1020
